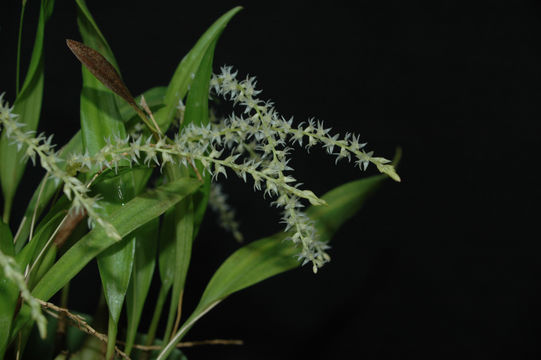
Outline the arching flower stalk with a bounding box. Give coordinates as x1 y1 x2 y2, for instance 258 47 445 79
1 66 399 272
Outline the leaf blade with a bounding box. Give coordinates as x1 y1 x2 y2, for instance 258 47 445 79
31 177 200 302
124 218 158 356
154 6 242 132
0 0 55 223
158 174 387 359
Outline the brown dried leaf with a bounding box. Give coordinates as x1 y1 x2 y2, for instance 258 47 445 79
66 39 135 106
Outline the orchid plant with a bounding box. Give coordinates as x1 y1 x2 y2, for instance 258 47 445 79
0 1 400 359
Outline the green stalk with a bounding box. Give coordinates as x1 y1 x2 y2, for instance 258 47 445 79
2 198 11 224
105 315 118 360
16 1 27 95
140 284 170 359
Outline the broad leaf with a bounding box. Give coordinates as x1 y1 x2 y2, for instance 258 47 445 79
157 174 387 359
97 234 135 357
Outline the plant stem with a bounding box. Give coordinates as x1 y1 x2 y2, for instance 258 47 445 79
171 290 184 339
16 1 27 95
157 301 221 360
105 315 118 360
141 284 170 360
2 197 12 224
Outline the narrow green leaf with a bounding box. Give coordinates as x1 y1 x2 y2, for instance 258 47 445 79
184 39 217 236
12 178 200 345
158 174 387 359
163 198 194 342
124 218 158 356
15 210 65 271
31 177 200 302
75 0 127 157
15 1 27 95
0 221 17 359
0 221 14 259
1 0 55 223
154 6 243 132
160 36 219 343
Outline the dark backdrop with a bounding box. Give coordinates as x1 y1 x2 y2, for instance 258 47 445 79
1 0 540 359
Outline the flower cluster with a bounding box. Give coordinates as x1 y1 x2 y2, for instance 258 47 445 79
0 94 120 240
1 65 399 273
63 67 398 272
208 183 243 242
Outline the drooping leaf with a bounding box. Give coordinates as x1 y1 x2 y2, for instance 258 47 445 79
0 0 55 224
0 221 17 359
154 6 243 132
157 174 388 359
124 218 159 356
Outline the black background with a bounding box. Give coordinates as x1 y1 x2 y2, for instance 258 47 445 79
1 0 541 359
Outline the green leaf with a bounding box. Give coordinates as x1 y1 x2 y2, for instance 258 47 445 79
157 174 387 359
15 131 82 252
154 6 242 132
75 0 132 159
124 218 158 356
160 35 219 343
0 221 17 359
31 177 200 302
15 209 65 271
1 0 55 224
11 178 200 344
75 2 142 356
0 221 14 259
162 198 194 342
183 38 217 237
97 235 135 358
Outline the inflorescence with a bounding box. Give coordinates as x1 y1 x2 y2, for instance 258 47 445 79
0 66 399 273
